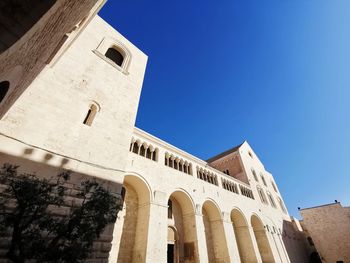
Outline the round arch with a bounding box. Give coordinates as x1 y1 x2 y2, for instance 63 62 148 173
167 189 198 263
251 214 275 263
202 199 230 263
202 199 222 221
230 208 257 263
117 174 152 263
123 173 152 205
167 188 195 215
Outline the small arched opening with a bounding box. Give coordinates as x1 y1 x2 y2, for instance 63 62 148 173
83 103 99 126
105 47 124 67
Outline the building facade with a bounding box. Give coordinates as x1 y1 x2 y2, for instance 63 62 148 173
300 202 350 263
0 5 312 263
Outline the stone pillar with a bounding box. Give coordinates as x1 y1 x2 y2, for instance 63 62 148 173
194 204 209 263
222 212 241 263
144 190 168 263
268 230 289 263
109 207 126 263
248 226 263 263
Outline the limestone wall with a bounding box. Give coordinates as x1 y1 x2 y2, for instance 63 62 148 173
111 127 310 263
0 150 121 263
300 203 350 263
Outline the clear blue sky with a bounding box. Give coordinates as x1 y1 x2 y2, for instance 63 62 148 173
99 0 350 218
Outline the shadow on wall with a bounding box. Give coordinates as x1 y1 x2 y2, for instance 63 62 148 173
281 220 321 263
0 0 57 53
0 149 123 262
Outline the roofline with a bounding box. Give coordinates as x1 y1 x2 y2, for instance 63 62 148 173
206 142 244 163
299 202 342 211
133 127 252 188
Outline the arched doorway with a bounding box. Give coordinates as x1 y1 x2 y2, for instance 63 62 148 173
251 215 275 263
231 209 257 263
117 175 151 263
167 226 178 263
167 190 198 263
202 200 230 263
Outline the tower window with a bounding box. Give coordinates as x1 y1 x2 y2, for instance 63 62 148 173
0 81 10 104
271 181 278 192
105 48 124 67
83 103 99 126
261 173 267 186
251 168 258 181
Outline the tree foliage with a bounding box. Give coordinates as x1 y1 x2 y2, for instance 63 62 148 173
0 163 120 263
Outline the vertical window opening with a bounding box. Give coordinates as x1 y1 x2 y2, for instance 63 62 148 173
140 145 146 156
174 160 178 170
251 168 258 181
83 104 98 126
261 174 267 186
132 143 139 154
168 200 173 219
146 148 152 159
152 150 157 161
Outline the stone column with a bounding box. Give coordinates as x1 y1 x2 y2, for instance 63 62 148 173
248 226 263 263
222 212 241 263
109 206 126 263
268 230 289 263
194 204 209 263
144 190 168 263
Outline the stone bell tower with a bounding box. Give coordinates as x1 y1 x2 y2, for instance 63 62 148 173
0 14 147 190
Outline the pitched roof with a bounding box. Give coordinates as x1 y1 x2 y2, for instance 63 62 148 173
206 142 244 163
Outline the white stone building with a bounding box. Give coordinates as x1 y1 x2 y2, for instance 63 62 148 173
0 4 312 263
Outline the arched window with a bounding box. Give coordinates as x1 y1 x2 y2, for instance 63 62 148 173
257 187 268 204
260 173 267 186
105 47 124 67
83 103 99 126
146 148 152 159
184 164 188 174
152 149 157 161
267 192 277 208
251 168 258 181
174 159 178 170
132 143 139 154
139 144 146 156
0 81 10 104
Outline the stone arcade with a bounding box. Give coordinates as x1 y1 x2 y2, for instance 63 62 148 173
0 2 312 262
